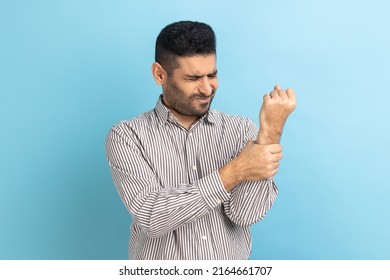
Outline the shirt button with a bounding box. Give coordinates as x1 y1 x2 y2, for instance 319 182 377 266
192 165 197 171
201 236 207 240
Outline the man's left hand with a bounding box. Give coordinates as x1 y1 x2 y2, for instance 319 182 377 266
257 85 296 144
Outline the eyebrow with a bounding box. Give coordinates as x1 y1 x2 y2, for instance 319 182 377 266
185 70 218 79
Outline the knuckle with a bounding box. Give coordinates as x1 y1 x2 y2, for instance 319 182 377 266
289 99 296 106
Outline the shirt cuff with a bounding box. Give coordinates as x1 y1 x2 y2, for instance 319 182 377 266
197 170 230 209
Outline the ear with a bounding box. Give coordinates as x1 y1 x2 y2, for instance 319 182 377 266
152 62 167 85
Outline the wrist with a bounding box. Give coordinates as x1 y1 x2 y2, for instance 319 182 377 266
257 127 281 144
218 160 243 192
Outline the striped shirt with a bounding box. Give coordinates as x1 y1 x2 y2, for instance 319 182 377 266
105 96 278 260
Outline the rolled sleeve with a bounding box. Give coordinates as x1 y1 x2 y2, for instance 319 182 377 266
197 170 231 209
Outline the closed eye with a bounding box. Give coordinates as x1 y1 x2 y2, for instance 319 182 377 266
184 71 217 81
207 70 218 79
186 76 201 81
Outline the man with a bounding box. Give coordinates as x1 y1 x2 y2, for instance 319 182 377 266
106 21 296 260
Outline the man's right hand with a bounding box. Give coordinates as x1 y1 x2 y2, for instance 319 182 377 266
219 141 282 192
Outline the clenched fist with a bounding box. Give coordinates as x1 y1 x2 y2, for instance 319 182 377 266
257 85 296 144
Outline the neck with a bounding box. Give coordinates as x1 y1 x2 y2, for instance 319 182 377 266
169 108 199 130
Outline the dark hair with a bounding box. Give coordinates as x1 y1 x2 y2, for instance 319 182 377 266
155 21 216 74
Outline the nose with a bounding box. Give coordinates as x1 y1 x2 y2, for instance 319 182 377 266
199 77 214 96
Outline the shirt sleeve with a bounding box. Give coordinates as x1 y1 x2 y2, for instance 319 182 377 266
222 119 279 226
105 124 230 238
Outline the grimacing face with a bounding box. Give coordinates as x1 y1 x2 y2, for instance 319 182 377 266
162 54 218 123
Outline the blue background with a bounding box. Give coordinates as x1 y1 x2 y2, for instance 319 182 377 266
1 0 389 260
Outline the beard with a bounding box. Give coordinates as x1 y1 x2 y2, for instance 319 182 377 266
163 78 215 118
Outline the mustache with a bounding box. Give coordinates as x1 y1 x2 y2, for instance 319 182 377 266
192 91 215 99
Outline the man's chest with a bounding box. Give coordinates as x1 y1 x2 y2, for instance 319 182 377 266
141 124 241 187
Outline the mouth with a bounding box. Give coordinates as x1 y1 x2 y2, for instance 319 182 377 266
193 94 214 104
195 96 211 102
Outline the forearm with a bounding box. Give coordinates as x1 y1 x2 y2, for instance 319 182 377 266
218 140 281 192
256 126 282 144
106 128 230 238
223 179 278 226
142 186 211 237
218 160 244 192
111 164 229 238
218 124 280 225
218 152 279 226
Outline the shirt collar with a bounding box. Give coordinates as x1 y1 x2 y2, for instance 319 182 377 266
154 95 171 125
154 95 216 126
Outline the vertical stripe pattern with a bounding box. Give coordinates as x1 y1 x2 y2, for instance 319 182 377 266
105 96 278 260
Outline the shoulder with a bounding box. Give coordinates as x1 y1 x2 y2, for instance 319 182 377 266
107 109 157 142
210 109 256 129
209 109 258 142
